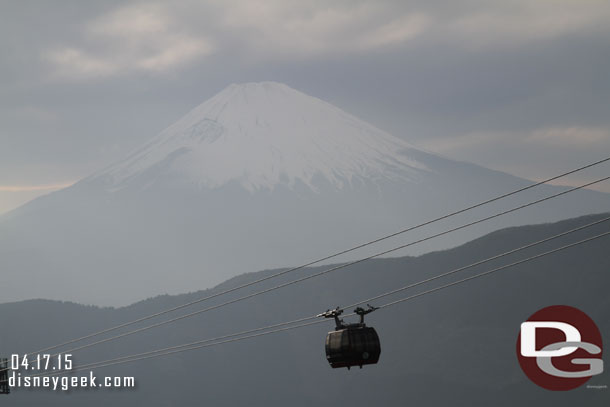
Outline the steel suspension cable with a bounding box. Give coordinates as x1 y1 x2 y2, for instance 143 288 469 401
21 157 610 357
14 175 609 368
21 219 610 379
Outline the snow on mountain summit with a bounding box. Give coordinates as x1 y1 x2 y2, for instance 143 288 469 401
93 82 428 192
7 82 610 306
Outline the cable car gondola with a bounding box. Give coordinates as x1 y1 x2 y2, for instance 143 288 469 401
318 305 381 369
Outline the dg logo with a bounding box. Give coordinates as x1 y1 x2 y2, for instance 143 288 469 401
517 305 604 391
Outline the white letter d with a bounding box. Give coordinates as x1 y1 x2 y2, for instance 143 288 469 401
521 321 581 357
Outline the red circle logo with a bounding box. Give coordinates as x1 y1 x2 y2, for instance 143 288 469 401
516 305 603 391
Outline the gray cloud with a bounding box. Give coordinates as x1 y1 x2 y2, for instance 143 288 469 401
45 3 214 79
2 0 610 212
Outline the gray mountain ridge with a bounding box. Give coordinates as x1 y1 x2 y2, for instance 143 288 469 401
1 213 609 406
2 82 610 306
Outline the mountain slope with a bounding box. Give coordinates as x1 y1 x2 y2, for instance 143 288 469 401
1 214 609 406
89 82 427 192
1 82 610 306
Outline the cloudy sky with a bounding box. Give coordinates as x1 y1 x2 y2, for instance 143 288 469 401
1 0 609 213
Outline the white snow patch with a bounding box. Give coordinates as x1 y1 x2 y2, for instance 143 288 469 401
94 82 428 192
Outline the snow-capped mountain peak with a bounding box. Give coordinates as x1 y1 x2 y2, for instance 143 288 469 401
93 82 427 192
6 82 610 306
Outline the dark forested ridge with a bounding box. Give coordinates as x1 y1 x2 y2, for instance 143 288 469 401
1 213 609 406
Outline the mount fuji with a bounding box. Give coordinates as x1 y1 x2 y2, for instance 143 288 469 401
2 82 609 306
91 82 426 193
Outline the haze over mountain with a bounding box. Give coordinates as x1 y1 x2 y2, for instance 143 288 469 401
1 82 609 306
91 82 426 193
2 214 609 406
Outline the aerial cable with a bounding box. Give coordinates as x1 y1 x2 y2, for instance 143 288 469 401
9 174 609 370
340 213 610 309
22 157 610 358
375 229 610 310
21 219 610 379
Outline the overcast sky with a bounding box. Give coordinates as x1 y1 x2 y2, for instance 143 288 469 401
1 0 610 213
